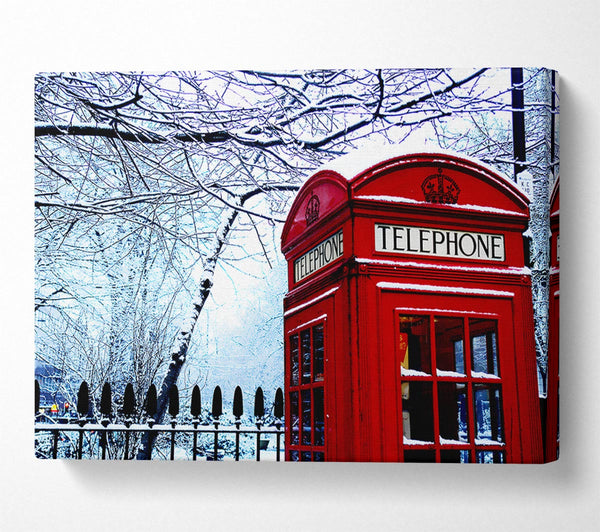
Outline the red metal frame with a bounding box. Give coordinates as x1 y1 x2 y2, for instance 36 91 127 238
281 152 544 463
545 177 560 461
285 316 327 461
392 309 506 463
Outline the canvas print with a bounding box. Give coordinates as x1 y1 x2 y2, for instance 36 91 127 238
34 68 559 462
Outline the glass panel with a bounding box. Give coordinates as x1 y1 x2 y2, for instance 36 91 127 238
435 316 465 374
288 450 300 462
301 451 312 462
438 382 469 443
312 324 324 382
491 333 498 376
476 451 505 464
469 318 499 377
473 384 503 443
301 389 311 445
301 329 311 384
290 391 299 445
454 340 465 374
399 315 431 375
313 387 325 446
402 381 434 443
313 451 325 462
403 450 435 463
289 334 299 386
440 450 470 463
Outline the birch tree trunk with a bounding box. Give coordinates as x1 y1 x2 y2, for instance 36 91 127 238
136 203 241 459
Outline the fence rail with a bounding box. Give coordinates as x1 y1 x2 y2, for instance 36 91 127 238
35 380 285 461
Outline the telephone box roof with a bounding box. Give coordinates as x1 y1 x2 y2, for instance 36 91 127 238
282 148 530 250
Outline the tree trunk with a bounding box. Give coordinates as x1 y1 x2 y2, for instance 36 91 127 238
136 203 241 459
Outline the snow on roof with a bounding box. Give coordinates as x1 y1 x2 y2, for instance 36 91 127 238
356 257 530 276
355 195 526 216
314 140 527 197
284 286 339 317
377 281 514 298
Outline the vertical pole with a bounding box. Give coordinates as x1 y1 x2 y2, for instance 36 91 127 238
52 430 59 459
256 423 262 462
101 431 107 460
78 430 84 459
511 67 526 179
276 424 281 462
193 421 198 461
190 385 201 461
147 429 153 460
124 431 130 460
211 386 222 461
213 423 219 461
233 386 243 462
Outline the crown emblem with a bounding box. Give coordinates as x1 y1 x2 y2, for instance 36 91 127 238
421 167 460 204
305 192 321 226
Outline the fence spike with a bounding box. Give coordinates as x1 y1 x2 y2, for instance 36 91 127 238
190 385 201 418
145 384 157 418
35 379 40 415
169 384 179 418
77 381 89 417
274 388 284 419
100 382 112 416
212 386 222 419
233 386 243 419
254 387 265 419
100 382 112 426
123 383 135 417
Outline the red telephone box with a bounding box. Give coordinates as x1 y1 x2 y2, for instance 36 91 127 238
545 177 559 461
281 151 544 463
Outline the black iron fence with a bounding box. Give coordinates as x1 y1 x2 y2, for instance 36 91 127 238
34 380 285 461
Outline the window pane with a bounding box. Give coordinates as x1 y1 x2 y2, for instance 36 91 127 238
314 387 325 446
440 450 470 463
402 381 434 443
288 450 300 462
290 334 299 386
473 384 503 443
399 315 431 375
312 324 324 382
435 316 465 374
476 451 505 464
469 319 499 377
454 340 465 374
403 450 435 463
313 451 325 462
438 382 469 443
301 389 311 445
301 451 312 462
301 329 311 384
290 391 299 445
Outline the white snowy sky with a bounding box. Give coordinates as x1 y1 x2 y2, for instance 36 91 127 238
2 1 600 531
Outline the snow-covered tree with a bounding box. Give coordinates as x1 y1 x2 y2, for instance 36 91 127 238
433 68 559 393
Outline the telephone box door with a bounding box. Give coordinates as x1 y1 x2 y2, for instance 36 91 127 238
378 288 527 463
284 293 337 462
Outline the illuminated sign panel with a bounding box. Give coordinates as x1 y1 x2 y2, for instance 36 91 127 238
375 223 505 261
294 230 344 282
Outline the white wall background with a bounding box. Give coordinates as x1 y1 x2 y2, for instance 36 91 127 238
1 1 598 530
